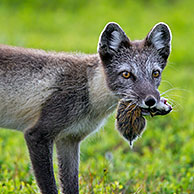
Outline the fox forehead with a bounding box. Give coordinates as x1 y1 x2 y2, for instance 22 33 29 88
113 45 163 75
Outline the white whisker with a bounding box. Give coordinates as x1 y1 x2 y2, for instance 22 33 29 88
161 80 175 88
161 88 190 96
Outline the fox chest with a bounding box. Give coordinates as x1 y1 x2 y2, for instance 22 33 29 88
56 102 117 141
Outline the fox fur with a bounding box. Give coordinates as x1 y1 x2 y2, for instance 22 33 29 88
0 22 171 194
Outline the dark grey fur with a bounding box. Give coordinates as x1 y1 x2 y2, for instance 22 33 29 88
0 22 171 194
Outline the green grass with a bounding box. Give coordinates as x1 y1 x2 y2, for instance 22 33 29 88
0 0 194 193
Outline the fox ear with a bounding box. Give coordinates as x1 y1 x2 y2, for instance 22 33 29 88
98 22 130 61
146 22 172 60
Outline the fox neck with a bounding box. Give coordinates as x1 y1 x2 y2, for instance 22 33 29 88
88 56 119 118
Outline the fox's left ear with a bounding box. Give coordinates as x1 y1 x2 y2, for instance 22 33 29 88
146 22 172 60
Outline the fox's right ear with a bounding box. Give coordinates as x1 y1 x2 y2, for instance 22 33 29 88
97 22 130 62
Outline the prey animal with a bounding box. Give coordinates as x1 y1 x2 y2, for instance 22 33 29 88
0 22 172 194
116 97 172 146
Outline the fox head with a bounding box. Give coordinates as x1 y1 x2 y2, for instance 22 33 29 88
98 22 171 110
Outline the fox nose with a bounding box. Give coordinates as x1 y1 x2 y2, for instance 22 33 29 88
145 96 156 107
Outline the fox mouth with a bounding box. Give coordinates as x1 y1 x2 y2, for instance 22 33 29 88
141 106 172 116
141 97 172 117
121 97 172 117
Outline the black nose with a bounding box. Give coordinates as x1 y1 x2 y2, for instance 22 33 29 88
145 96 156 107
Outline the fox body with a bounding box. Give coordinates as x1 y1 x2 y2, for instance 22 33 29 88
0 46 115 135
0 22 171 194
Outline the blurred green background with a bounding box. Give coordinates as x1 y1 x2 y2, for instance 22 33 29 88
0 0 193 193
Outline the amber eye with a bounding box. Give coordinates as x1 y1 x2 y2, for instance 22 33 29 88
122 71 131 79
152 70 160 78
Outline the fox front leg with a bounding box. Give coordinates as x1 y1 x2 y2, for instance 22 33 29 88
56 138 80 194
24 127 58 194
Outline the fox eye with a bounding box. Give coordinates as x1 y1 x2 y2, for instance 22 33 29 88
152 70 160 78
122 71 131 79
